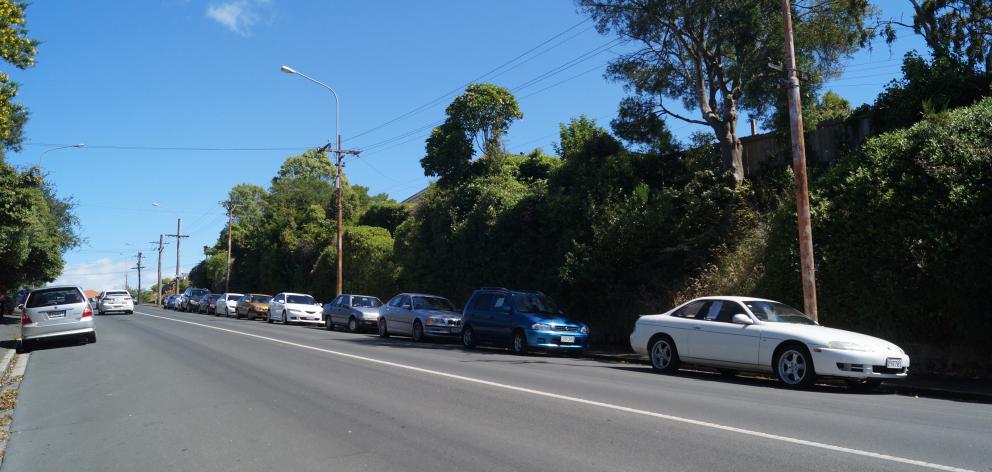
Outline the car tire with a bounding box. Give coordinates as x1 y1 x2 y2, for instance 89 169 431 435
412 321 424 342
649 335 681 374
87 332 97 344
846 378 882 392
774 343 817 389
348 317 358 333
126 310 133 315
282 311 289 325
511 330 529 355
325 317 334 331
266 312 273 323
462 326 476 349
378 319 390 338
17 339 31 353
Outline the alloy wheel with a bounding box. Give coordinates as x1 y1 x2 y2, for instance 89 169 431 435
778 349 808 385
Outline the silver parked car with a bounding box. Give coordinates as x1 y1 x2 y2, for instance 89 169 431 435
214 293 244 316
323 294 383 332
20 285 96 351
97 289 134 315
378 293 462 341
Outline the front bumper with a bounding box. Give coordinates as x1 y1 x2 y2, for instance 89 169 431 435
424 323 462 337
525 329 589 351
811 348 910 379
287 312 323 324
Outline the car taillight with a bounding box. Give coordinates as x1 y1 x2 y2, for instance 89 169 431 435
20 310 31 324
82 304 93 318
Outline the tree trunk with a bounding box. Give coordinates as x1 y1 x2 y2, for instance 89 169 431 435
715 123 745 186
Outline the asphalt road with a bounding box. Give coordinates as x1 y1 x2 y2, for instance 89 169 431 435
3 306 990 472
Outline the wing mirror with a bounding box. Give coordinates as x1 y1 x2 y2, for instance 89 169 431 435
732 314 754 325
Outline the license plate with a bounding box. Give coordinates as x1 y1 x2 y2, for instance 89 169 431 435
560 335 575 343
48 311 66 319
886 358 902 369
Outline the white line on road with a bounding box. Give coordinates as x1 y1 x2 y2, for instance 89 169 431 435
136 311 973 472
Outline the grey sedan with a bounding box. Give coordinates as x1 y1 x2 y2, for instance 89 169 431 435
20 285 96 351
378 293 462 342
324 294 383 332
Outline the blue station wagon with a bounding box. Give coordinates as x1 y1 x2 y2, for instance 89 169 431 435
460 288 589 354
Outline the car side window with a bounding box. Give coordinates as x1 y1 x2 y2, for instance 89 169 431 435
387 296 402 307
341 296 351 306
671 301 708 319
400 296 412 309
702 301 723 321
330 296 342 307
492 295 510 312
470 293 493 311
715 301 744 323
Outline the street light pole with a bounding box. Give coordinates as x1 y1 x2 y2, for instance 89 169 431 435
38 143 84 166
281 65 345 296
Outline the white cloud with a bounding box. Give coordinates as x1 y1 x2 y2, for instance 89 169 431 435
52 258 137 292
206 0 268 36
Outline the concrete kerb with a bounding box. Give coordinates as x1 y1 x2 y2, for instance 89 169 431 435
583 350 992 403
0 345 28 464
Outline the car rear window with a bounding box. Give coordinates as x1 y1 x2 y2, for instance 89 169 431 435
26 287 85 308
106 291 129 296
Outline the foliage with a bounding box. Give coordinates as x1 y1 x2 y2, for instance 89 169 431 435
578 0 875 185
421 84 522 180
0 163 79 289
357 201 410 235
0 0 37 154
311 225 397 301
905 0 992 71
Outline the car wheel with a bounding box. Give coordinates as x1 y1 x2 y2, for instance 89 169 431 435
282 311 289 325
412 321 424 342
846 378 882 392
775 343 816 389
17 339 31 353
511 330 529 355
462 326 476 349
347 317 359 333
649 335 681 374
126 310 133 315
87 332 97 343
265 312 273 323
378 319 390 338
325 316 334 331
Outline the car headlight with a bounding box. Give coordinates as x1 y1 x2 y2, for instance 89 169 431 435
426 317 446 325
580 326 590 334
531 323 553 331
827 341 874 352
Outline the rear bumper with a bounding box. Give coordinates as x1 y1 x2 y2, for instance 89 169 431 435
23 319 95 341
98 303 133 312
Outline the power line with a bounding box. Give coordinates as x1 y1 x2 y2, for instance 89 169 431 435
21 142 309 152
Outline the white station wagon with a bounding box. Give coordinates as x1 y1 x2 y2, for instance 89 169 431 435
630 296 910 390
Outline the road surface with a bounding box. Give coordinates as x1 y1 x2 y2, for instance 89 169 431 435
3 305 989 472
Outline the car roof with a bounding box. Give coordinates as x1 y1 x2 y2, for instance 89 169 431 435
473 287 544 295
684 295 779 303
280 292 313 297
341 294 379 298
397 293 447 298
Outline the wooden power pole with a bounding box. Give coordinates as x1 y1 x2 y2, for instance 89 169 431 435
166 218 189 295
781 0 819 321
225 202 234 293
151 235 168 305
131 252 145 305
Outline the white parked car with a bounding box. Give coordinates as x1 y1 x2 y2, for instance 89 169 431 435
20 285 96 350
267 292 322 325
630 296 910 390
97 290 134 315
214 293 244 316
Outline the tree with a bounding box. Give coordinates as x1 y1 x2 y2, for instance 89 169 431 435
311 226 397 301
905 0 991 72
358 201 410 234
0 0 37 155
421 84 523 181
578 0 875 185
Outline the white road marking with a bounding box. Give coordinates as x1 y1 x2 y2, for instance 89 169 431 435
136 310 973 472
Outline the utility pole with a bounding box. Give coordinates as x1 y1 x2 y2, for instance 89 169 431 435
315 142 360 296
150 235 168 305
781 0 818 321
131 252 145 305
224 202 235 293
166 218 189 296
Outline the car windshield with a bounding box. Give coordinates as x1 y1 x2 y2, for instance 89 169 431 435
287 294 314 304
191 289 209 297
413 296 455 311
744 301 816 325
227 294 243 300
26 288 84 308
252 295 272 303
351 296 381 308
513 293 561 315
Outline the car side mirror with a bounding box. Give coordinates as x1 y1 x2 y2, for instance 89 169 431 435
16 304 23 311
732 314 754 325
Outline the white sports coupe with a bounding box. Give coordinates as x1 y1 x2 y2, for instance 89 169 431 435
629 296 909 390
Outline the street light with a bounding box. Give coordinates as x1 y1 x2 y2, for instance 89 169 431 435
281 64 345 296
38 143 84 165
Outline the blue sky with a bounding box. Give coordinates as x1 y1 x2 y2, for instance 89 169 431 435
6 1 925 291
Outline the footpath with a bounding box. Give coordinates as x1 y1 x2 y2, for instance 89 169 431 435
585 347 992 402
0 316 29 463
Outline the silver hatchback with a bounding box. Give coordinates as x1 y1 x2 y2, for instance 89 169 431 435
20 286 96 350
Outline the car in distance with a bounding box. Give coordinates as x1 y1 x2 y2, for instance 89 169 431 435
630 296 910 390
378 293 462 341
20 286 96 351
97 290 134 315
200 293 222 314
236 293 272 320
164 294 179 309
461 288 589 355
179 287 211 312
267 292 322 325
324 294 383 332
214 293 243 316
